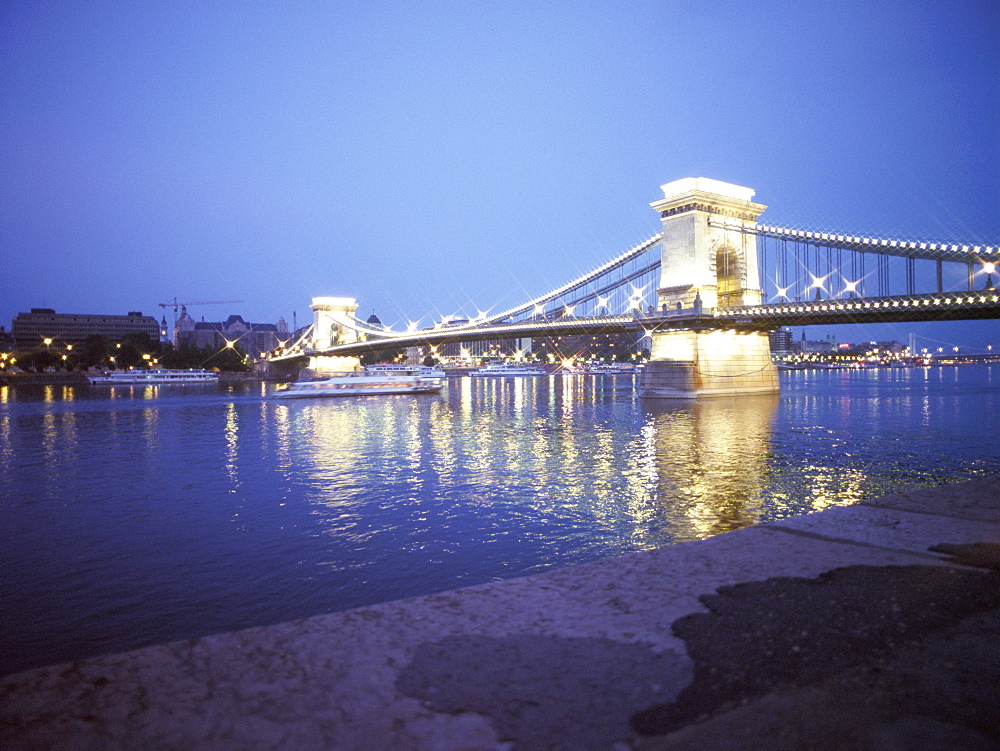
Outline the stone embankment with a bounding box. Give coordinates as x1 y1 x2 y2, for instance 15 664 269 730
3 475 999 750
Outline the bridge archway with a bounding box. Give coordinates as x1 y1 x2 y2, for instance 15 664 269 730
715 243 744 308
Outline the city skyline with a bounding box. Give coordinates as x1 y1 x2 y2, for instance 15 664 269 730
3 1 998 351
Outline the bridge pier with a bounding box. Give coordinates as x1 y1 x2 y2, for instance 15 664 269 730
641 329 778 398
640 178 779 399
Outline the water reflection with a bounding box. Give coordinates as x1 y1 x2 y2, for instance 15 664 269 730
284 380 782 561
224 403 240 492
2 369 1000 677
639 395 778 541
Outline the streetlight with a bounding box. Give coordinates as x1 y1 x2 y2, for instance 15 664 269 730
983 262 996 289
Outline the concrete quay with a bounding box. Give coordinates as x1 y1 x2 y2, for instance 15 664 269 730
3 475 1000 750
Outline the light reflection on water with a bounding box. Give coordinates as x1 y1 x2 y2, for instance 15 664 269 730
1 367 998 675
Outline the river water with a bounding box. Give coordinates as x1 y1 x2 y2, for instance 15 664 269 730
2 366 999 675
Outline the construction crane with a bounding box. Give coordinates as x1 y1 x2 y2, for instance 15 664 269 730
158 299 245 339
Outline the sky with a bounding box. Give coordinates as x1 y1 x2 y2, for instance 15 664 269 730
2 0 998 351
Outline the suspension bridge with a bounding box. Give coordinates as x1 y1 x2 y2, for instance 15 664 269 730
270 178 999 397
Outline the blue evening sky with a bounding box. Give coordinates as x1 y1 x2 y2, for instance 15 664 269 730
2 0 997 350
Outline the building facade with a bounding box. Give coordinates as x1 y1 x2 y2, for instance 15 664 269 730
768 327 795 355
174 308 289 360
798 332 839 354
11 308 160 348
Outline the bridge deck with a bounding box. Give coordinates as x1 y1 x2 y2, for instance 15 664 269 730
272 289 1000 361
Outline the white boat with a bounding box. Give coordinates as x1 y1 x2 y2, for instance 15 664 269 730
88 368 218 385
469 363 546 377
276 372 443 399
586 363 642 374
365 364 447 378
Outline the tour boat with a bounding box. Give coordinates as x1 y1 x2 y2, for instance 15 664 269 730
469 363 546 377
586 363 642 374
276 373 444 399
365 364 447 378
87 368 219 385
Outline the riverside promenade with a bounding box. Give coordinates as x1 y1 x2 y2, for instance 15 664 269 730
3 475 999 750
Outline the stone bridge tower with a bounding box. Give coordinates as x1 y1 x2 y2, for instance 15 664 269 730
308 296 362 373
640 178 779 398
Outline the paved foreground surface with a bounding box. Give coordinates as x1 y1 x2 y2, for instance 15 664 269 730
3 475 1000 750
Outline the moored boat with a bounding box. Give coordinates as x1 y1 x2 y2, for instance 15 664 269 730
276 372 443 399
469 363 546 377
586 363 642 374
87 368 218 385
365 364 447 378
